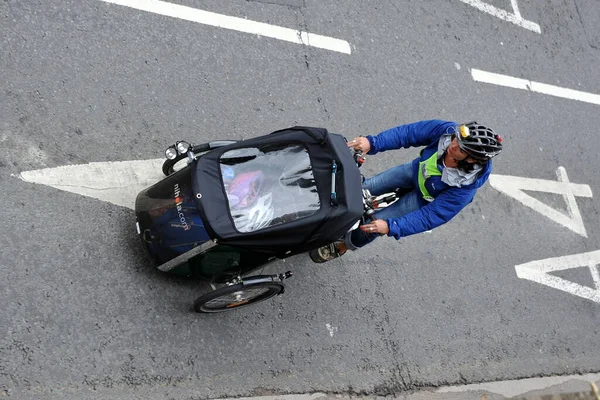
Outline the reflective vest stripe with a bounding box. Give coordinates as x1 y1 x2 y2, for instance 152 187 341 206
417 152 442 201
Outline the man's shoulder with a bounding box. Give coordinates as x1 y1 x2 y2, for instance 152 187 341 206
415 120 457 141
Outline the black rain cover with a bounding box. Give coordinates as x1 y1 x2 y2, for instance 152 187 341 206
192 126 363 256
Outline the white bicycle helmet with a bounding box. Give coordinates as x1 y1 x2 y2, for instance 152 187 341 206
231 193 275 233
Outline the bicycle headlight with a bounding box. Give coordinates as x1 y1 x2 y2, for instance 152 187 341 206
165 146 178 160
176 141 190 154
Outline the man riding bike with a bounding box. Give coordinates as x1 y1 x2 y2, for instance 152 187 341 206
309 119 503 263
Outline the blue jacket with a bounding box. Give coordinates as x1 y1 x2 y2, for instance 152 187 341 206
366 120 492 240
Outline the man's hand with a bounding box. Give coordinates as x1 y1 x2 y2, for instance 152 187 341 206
360 219 389 235
347 137 371 153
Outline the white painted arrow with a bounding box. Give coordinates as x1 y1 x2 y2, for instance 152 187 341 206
515 250 600 304
489 167 592 237
17 159 165 210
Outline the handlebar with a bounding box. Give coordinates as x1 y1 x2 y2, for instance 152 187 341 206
352 147 405 218
351 148 366 168
191 140 237 154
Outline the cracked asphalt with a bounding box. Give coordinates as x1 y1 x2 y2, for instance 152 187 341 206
1 0 600 399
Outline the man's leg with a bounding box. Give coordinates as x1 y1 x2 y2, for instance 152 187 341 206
363 162 415 196
310 162 418 262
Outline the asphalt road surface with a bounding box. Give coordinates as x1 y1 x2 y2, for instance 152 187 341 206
1 0 600 399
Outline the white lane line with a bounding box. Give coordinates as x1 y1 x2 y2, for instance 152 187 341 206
98 0 351 54
457 0 541 33
515 250 600 304
489 167 592 237
472 69 600 106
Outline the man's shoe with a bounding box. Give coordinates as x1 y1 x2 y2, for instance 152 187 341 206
309 242 344 263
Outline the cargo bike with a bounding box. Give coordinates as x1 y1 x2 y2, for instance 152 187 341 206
134 126 386 313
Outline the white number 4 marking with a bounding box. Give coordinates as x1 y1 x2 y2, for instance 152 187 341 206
458 0 541 34
515 250 600 304
489 167 593 237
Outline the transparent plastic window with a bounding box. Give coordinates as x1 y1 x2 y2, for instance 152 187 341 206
220 144 321 233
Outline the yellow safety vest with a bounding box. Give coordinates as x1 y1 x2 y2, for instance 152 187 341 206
417 152 442 201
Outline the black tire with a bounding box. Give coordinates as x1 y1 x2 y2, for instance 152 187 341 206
193 281 284 313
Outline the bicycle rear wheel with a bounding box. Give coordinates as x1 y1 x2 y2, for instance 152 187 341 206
194 281 284 313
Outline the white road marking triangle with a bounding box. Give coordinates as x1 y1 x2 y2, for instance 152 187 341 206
515 250 600 304
489 167 592 237
17 159 164 210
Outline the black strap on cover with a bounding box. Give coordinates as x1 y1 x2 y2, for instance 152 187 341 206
269 126 327 146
